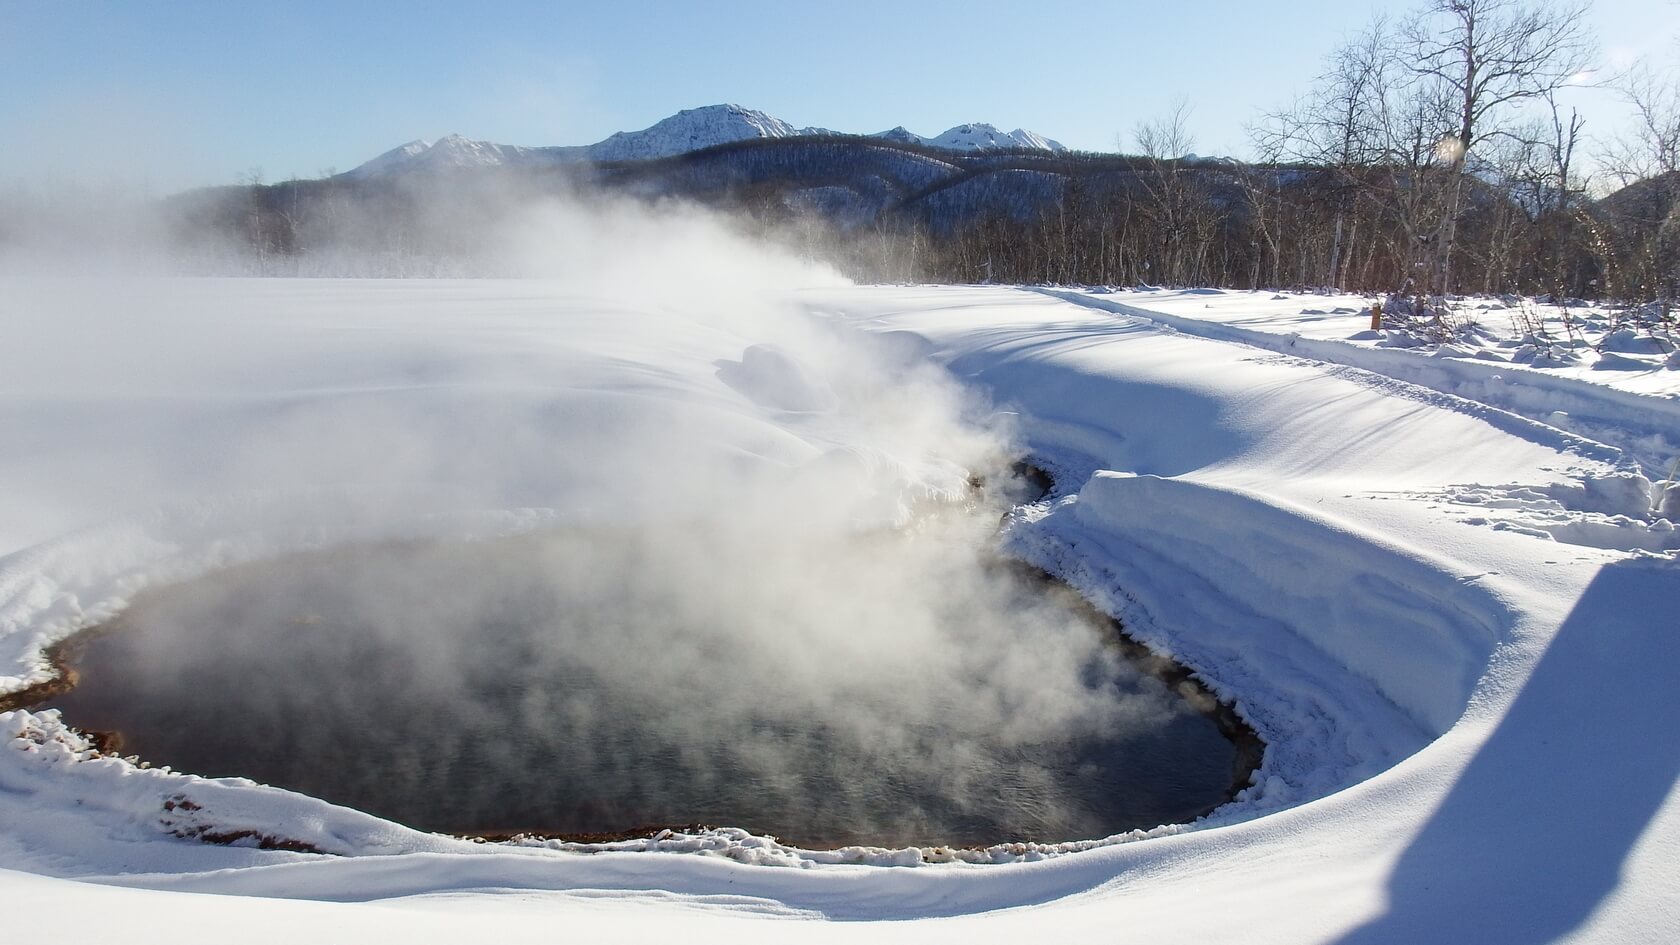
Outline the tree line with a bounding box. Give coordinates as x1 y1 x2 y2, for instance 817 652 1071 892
801 0 1677 324
68 0 1673 332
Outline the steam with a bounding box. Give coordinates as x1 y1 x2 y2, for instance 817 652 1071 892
6 183 1222 845
78 515 1211 845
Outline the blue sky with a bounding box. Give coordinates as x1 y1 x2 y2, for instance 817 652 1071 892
2 0 1674 192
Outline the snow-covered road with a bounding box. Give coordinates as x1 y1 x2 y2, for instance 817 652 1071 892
1 280 1674 943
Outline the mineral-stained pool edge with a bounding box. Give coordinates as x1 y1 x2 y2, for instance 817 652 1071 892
25 483 1262 851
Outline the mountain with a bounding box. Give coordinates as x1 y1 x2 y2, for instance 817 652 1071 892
1593 170 1678 224
586 104 818 162
344 134 553 179
872 126 925 147
891 123 1068 153
342 105 1067 178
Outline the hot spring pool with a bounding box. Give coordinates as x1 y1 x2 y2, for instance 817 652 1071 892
44 524 1255 849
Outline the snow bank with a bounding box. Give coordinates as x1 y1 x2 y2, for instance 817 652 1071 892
1 709 466 871
1069 288 1680 476
1029 473 1507 736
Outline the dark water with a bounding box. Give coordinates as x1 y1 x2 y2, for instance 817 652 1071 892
48 529 1243 848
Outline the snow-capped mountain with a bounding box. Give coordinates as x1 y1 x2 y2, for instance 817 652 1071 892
344 134 550 179
872 126 926 146
586 104 818 163
883 123 1068 153
343 106 1066 178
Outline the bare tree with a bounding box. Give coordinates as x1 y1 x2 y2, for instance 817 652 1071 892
1134 100 1214 285
1603 55 1680 316
1402 0 1593 295
1254 18 1392 288
1377 74 1462 299
1536 93 1591 321
1606 61 1680 186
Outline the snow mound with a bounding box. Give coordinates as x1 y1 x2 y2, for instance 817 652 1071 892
1601 328 1673 355
1591 350 1656 371
715 344 836 413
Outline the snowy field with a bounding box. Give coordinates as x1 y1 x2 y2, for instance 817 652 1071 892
1 262 1677 942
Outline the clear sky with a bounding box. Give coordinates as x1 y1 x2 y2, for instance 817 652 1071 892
2 0 1675 193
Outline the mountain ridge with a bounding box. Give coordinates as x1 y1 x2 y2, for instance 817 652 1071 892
344 104 1068 178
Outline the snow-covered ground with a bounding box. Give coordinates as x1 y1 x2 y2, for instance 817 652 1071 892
1 272 1676 942
1068 286 1680 475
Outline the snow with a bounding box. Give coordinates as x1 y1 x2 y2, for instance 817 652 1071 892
0 275 1676 942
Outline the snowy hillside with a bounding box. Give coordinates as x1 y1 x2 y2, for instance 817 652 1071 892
0 241 1677 941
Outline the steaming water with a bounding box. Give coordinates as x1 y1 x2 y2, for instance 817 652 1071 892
48 525 1240 849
